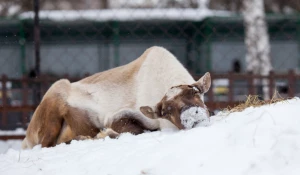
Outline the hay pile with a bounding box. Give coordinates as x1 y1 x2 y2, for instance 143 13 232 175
223 91 291 114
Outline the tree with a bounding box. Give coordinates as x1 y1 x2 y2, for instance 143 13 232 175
242 0 272 99
209 0 300 13
264 0 300 13
243 0 271 75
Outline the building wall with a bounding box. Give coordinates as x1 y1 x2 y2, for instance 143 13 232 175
0 18 299 78
26 43 102 77
0 45 22 78
23 38 187 77
19 39 300 77
112 38 187 66
210 41 299 73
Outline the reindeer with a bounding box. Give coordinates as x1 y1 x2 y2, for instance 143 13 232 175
22 46 211 149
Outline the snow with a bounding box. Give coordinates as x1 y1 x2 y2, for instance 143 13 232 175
1 98 300 175
19 8 232 22
0 140 22 154
0 5 20 16
0 128 26 136
0 128 25 154
180 107 209 129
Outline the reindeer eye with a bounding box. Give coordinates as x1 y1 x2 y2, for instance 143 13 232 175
161 109 171 117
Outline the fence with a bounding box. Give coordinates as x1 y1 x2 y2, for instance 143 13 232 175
1 12 300 79
203 70 300 109
0 70 299 136
0 74 84 130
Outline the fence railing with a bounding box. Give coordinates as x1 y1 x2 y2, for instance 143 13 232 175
0 74 84 130
195 70 300 110
0 71 299 140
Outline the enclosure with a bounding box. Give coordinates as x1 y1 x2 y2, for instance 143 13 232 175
0 1 300 133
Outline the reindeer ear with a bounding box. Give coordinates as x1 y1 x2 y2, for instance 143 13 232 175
193 72 211 93
140 106 158 119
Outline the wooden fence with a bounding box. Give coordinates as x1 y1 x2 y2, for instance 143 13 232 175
0 74 83 131
0 71 299 140
202 70 300 110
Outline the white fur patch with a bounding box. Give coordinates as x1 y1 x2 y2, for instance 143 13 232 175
166 88 182 101
192 86 199 92
180 107 208 129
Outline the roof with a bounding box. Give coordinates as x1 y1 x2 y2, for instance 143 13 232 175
19 8 232 22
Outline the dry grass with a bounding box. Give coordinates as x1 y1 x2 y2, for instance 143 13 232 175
223 91 291 114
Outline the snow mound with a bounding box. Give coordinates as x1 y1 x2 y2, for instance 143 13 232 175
0 98 300 175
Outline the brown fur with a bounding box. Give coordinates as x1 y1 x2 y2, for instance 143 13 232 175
140 84 210 129
23 80 68 148
24 79 96 148
111 117 157 135
23 48 157 149
159 85 207 129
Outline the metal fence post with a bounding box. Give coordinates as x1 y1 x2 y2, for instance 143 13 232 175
19 20 26 75
22 76 29 128
34 0 40 76
1 75 8 128
269 71 274 98
288 70 296 97
113 21 120 67
34 0 41 103
247 72 255 95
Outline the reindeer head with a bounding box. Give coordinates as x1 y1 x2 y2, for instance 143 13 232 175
140 72 211 129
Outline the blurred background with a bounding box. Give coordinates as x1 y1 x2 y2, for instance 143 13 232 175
0 0 300 131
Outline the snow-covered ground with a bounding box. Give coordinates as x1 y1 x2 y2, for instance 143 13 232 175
0 140 22 154
0 98 300 175
0 128 26 136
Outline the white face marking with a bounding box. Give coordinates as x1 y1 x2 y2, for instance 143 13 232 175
166 87 182 101
199 94 204 102
180 107 208 129
192 86 204 101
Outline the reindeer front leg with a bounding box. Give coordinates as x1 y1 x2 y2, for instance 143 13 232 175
73 128 120 141
95 128 120 139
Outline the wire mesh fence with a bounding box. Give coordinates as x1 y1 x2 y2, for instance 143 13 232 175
0 0 300 130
